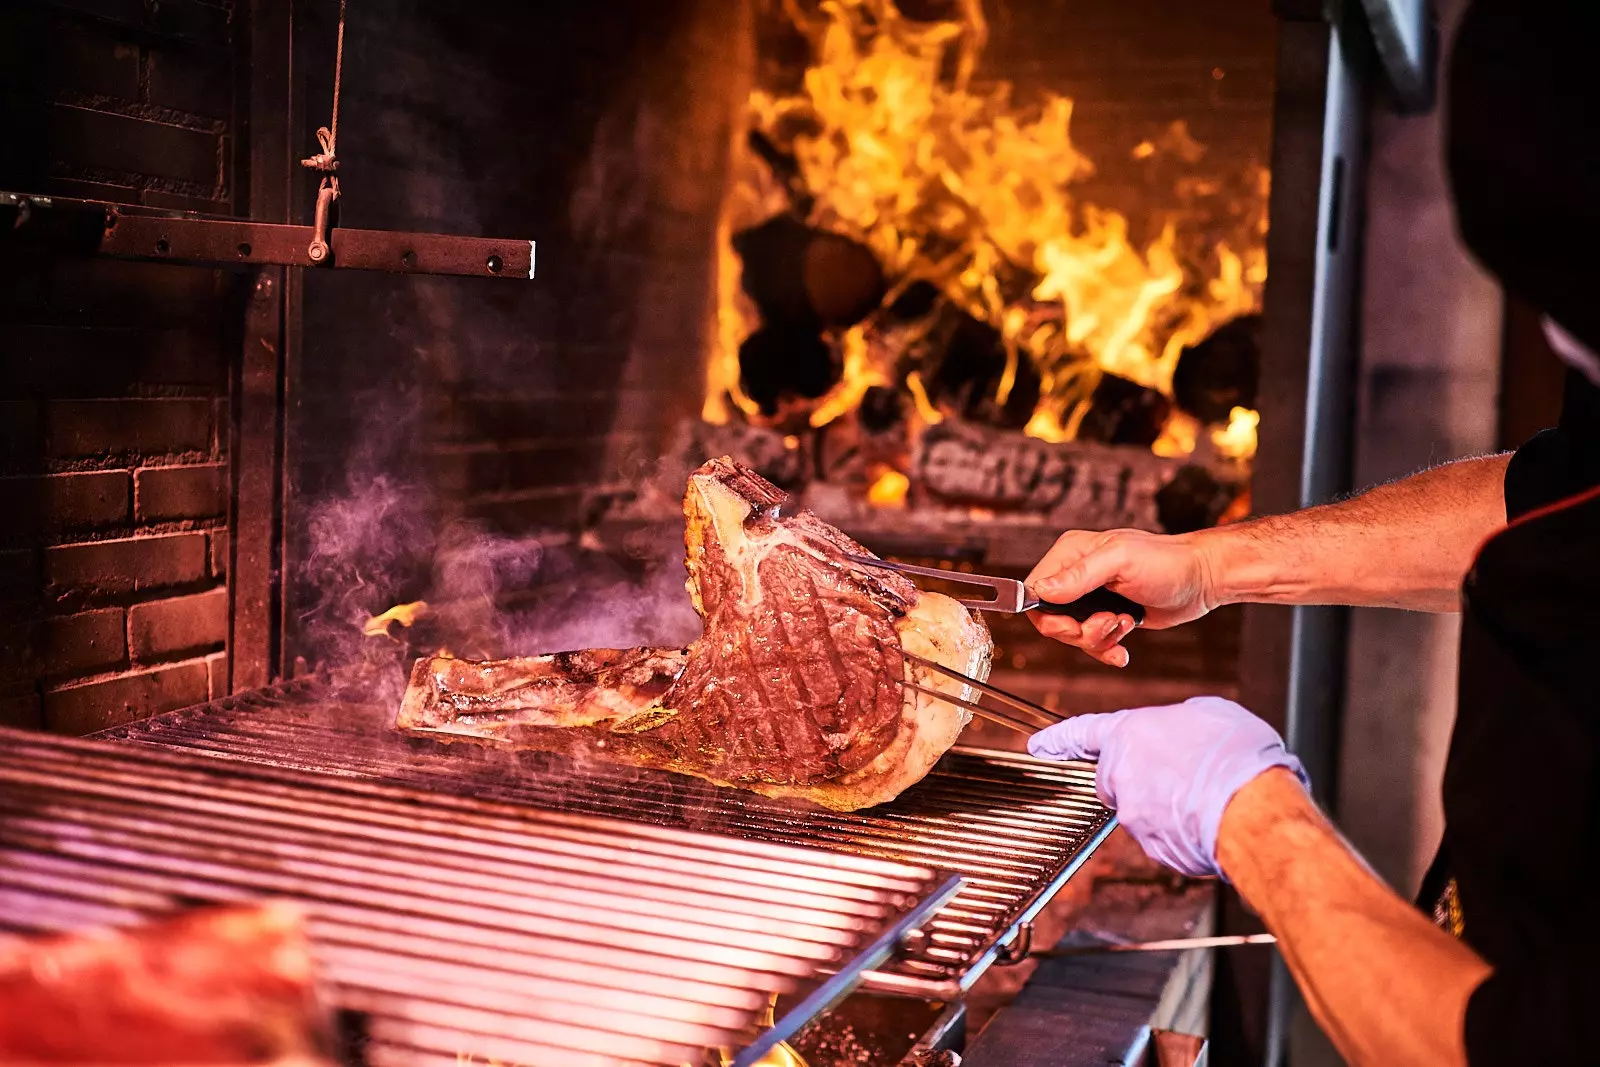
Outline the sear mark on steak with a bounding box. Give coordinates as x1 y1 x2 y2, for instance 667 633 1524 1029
399 457 994 811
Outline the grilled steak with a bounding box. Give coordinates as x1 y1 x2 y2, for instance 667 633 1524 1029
399 457 993 810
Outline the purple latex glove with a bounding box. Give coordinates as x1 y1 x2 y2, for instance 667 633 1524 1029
1028 696 1309 877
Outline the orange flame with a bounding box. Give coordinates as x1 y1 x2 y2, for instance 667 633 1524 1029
711 0 1268 452
866 468 910 507
1211 405 1260 461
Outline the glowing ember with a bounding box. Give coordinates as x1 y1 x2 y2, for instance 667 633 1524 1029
1211 405 1260 461
709 0 1268 451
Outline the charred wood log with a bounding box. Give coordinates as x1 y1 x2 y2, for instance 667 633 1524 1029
1077 373 1174 447
1156 464 1242 534
732 215 886 330
815 388 911 487
733 215 819 329
739 325 838 416
1172 314 1261 423
804 232 888 326
886 279 942 322
915 304 1041 429
858 384 907 434
914 421 1179 530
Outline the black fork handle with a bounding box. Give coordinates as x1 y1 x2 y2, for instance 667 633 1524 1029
1034 587 1147 624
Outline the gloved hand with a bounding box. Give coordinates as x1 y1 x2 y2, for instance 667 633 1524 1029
1028 696 1309 877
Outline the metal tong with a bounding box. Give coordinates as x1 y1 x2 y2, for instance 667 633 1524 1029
845 555 1145 624
896 650 1062 735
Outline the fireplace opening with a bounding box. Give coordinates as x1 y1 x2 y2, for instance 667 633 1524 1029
4 0 1377 1060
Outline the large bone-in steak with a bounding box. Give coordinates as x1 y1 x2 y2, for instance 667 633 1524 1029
398 457 993 810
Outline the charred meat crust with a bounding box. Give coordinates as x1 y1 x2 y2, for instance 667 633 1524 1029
398 457 993 808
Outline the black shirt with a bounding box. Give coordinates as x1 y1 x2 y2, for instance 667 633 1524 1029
1420 371 1600 1064
1423 1 1600 1059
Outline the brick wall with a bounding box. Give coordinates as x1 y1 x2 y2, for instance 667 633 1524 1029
0 1 238 734
281 0 746 662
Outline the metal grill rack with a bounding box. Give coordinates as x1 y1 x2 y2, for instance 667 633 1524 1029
98 675 1116 998
0 728 960 1067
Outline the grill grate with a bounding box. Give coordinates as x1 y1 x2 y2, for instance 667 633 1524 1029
97 675 1115 997
0 728 959 1067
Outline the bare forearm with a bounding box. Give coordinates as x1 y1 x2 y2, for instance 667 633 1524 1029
1218 770 1491 1067
1192 453 1511 612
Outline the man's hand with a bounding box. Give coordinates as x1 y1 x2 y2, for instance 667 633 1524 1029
1027 696 1308 877
1025 529 1219 667
1026 453 1512 665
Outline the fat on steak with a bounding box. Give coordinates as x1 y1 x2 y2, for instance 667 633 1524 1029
398 457 993 810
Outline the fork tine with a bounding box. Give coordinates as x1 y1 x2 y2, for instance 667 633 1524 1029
897 679 1039 735
901 651 1063 727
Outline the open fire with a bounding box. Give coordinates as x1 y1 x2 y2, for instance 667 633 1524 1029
695 0 1267 527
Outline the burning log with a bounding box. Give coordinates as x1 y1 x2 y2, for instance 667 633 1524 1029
914 303 1041 429
1172 314 1261 424
1156 464 1244 534
914 421 1180 530
815 385 912 490
738 325 838 417
804 231 889 326
732 214 886 329
1076 373 1175 447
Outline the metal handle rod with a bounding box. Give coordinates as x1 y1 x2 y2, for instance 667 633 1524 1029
899 680 1039 736
1030 933 1278 958
902 652 1063 728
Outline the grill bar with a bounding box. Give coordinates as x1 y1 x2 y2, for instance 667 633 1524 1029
0 728 959 1066
98 676 1115 996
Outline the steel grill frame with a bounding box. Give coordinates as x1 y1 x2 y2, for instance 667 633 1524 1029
95 676 1116 998
0 727 962 1067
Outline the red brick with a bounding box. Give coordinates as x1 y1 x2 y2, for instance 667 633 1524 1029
135 464 225 522
0 691 42 730
45 533 208 594
43 660 209 736
45 399 213 458
0 471 130 538
206 650 229 700
129 588 227 662
38 609 127 680
0 608 127 686
210 529 229 578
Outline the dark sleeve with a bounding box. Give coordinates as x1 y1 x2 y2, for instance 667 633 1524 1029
1466 948 1600 1066
1503 369 1600 520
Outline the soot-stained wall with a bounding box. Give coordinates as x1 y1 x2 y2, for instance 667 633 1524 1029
284 0 746 670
